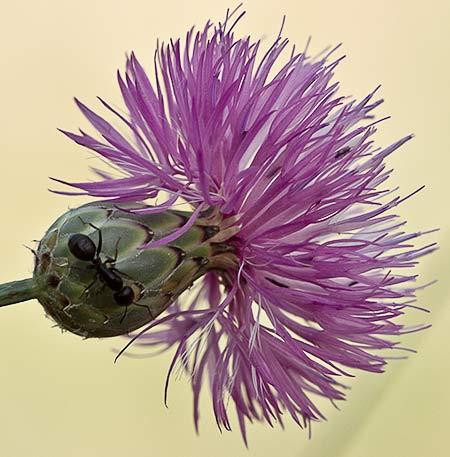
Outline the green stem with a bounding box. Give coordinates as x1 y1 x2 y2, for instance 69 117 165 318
0 278 39 307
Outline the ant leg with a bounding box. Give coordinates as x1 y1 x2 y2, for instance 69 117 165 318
133 303 154 319
109 267 135 283
96 226 103 256
78 216 100 232
113 237 120 262
80 273 99 298
105 237 121 265
77 216 102 255
119 305 129 324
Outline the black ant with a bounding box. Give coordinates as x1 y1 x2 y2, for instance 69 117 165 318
68 220 150 323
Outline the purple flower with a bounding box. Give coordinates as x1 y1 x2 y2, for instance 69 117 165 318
57 8 435 443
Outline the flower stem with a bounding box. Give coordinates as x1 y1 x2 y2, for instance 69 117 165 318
0 278 39 307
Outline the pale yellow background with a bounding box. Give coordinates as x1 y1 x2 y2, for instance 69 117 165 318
0 1 448 456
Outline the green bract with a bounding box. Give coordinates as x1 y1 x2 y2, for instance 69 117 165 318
0 202 235 338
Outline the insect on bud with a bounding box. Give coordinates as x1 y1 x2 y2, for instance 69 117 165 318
0 202 235 338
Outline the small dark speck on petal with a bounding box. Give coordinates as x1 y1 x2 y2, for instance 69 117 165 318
335 146 351 158
266 277 289 288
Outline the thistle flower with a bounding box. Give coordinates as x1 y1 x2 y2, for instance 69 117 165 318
0 7 435 443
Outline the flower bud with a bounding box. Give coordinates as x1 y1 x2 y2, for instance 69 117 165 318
1 202 234 338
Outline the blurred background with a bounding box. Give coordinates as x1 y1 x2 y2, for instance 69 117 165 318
0 1 448 456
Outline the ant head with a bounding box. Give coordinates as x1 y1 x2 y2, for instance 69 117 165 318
68 234 96 261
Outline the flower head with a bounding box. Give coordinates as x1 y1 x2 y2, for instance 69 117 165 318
57 8 434 442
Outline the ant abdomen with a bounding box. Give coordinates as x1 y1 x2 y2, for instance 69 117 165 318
114 286 135 306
